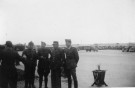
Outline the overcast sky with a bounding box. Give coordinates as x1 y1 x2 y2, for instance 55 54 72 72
0 0 135 45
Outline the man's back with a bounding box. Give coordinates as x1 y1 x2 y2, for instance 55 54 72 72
0 48 19 68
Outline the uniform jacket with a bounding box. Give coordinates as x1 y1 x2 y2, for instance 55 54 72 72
64 47 79 69
0 48 23 78
50 48 65 69
0 48 22 68
37 47 51 69
22 49 38 67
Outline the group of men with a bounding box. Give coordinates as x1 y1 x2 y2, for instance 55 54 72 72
0 39 79 88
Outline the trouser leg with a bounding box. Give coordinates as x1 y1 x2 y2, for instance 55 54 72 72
24 66 29 88
0 68 8 88
24 74 32 88
67 72 72 88
56 69 61 88
9 79 17 88
44 72 49 88
71 69 78 88
1 76 8 88
39 74 43 88
30 67 36 88
25 79 29 88
30 77 34 88
44 76 48 88
51 68 61 88
51 70 54 88
9 73 18 88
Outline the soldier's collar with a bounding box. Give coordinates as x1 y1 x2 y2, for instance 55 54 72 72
67 46 72 49
28 48 34 51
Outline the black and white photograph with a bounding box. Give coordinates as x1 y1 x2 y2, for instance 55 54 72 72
0 0 135 88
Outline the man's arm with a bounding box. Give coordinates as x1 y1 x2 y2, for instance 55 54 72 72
34 50 38 61
37 50 40 60
22 50 25 57
48 49 52 60
21 50 27 64
0 51 3 65
73 48 79 64
15 51 25 65
61 49 66 67
0 51 2 61
49 48 53 61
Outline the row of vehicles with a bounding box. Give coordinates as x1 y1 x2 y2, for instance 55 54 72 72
78 45 135 52
122 46 135 52
78 45 124 52
1 43 135 52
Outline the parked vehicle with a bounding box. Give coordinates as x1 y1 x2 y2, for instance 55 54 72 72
85 46 98 52
129 46 135 52
122 46 133 52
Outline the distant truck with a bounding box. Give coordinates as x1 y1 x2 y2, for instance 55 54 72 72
122 46 135 52
129 46 135 52
85 46 98 52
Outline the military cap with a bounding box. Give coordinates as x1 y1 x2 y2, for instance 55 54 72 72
28 41 34 46
65 39 71 43
41 41 46 45
5 41 13 47
53 41 59 45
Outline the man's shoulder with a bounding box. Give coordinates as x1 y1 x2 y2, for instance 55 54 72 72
59 47 65 51
45 47 51 51
38 48 42 51
23 49 28 52
53 48 63 52
39 47 50 51
3 48 17 54
65 47 76 51
70 47 78 53
71 47 76 50
23 49 36 53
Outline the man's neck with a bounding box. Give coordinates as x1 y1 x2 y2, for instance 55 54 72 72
67 46 72 49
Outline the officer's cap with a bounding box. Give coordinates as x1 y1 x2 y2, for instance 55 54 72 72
65 39 71 43
5 41 13 47
41 41 46 45
28 41 34 46
53 41 59 45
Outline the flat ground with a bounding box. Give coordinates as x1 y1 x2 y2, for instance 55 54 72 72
17 50 135 88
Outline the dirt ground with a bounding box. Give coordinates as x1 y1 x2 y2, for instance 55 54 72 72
77 50 135 87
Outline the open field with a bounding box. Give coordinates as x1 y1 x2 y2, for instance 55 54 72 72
77 50 135 87
17 50 135 88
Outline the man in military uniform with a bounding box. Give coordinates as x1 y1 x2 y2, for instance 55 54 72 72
0 41 24 88
50 41 65 88
37 42 51 88
64 39 79 88
22 41 38 88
